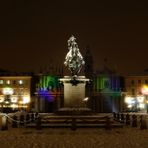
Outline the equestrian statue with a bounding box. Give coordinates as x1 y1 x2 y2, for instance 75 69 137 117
64 35 85 76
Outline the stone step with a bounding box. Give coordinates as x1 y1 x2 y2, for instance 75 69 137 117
26 123 123 128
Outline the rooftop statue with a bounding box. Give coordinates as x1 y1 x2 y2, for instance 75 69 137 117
64 35 85 76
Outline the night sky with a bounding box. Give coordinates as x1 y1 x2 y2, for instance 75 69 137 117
0 0 148 75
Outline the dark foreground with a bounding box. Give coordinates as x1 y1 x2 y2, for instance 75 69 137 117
0 127 148 148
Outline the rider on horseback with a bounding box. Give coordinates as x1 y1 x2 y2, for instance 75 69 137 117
64 35 85 76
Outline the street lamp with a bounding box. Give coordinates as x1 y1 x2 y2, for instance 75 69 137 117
141 85 148 113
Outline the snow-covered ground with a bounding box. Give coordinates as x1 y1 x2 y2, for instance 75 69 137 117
0 127 148 148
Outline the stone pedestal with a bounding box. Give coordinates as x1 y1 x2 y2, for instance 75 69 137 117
60 76 89 108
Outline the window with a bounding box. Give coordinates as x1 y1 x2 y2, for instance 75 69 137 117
0 97 4 103
145 80 148 84
13 89 17 95
19 88 24 95
0 80 3 84
131 80 135 85
138 80 141 84
19 80 23 85
24 88 28 95
6 80 10 84
13 80 17 85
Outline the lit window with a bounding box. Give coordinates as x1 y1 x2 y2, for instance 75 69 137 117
3 88 14 95
22 96 30 104
19 80 23 85
6 80 10 84
11 97 18 103
0 80 4 84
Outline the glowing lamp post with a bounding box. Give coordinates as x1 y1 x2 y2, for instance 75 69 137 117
141 85 148 113
125 96 136 111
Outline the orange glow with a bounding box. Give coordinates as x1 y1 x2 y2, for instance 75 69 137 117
141 85 148 95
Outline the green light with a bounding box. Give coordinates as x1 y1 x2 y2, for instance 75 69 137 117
39 75 59 90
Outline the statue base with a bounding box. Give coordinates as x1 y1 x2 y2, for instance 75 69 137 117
59 76 90 115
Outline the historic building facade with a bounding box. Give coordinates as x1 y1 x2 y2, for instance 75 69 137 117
92 65 124 113
124 73 148 112
0 75 31 112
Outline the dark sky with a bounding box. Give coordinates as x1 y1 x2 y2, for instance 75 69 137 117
0 0 148 75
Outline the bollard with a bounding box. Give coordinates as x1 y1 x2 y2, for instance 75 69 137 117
36 116 42 130
132 114 137 127
113 112 116 120
26 114 30 124
71 118 77 131
20 115 25 126
105 116 111 130
117 113 120 122
1 115 8 130
35 112 39 119
140 115 147 130
12 115 18 128
120 113 125 123
125 114 130 125
31 113 35 122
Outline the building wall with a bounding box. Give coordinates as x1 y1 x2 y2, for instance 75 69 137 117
34 75 62 112
125 75 148 95
93 74 123 113
0 76 31 112
124 75 148 112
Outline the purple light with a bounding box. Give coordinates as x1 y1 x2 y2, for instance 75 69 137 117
38 89 55 102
